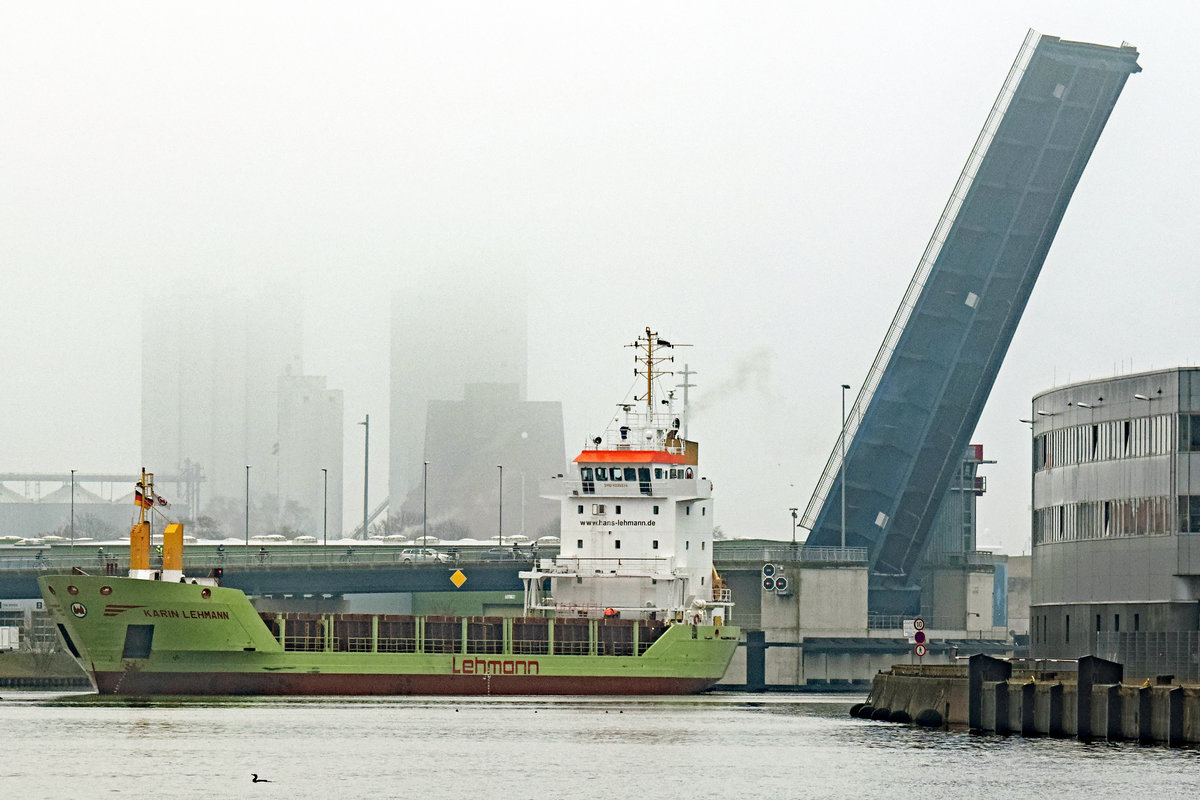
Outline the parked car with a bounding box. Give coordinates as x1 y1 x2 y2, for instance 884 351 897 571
400 547 450 563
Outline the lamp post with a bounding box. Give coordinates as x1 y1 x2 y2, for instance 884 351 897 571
321 468 328 547
841 383 851 552
245 465 251 545
789 506 798 547
70 469 76 547
423 460 430 547
497 464 504 547
358 414 369 540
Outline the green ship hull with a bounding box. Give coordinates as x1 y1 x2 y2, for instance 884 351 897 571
39 574 740 696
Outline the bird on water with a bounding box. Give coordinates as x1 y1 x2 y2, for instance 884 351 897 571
252 774 272 783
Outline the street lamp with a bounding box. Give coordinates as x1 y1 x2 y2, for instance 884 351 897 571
423 461 430 547
358 414 369 540
841 383 851 551
245 465 251 545
789 507 798 545
497 464 504 547
321 468 328 547
70 469 76 547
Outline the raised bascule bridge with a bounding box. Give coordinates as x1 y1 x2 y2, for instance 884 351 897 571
801 31 1141 617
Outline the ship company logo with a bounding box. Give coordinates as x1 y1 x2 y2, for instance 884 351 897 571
103 604 145 617
70 603 87 618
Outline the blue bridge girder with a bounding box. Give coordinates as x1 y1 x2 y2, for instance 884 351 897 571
801 31 1141 613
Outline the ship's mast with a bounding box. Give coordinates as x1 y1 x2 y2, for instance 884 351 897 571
629 327 690 412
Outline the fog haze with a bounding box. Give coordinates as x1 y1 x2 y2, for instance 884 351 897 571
2 2 1194 553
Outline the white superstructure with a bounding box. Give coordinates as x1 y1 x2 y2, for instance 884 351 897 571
521 328 730 624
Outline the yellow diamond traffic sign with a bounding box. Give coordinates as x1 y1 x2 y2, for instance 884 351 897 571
450 569 467 588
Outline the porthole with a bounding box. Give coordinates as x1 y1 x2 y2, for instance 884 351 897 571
99 586 113 596
201 588 212 599
67 585 79 595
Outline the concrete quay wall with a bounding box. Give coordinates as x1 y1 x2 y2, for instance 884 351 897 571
857 655 1200 746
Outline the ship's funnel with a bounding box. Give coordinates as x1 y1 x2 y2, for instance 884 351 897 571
129 521 150 573
162 523 184 582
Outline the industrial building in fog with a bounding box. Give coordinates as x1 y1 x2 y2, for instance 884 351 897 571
388 275 564 539
141 292 343 537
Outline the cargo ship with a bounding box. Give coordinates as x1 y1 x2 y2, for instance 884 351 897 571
38 328 738 695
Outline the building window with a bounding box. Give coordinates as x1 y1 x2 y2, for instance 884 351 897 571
1096 614 1102 632
1114 614 1120 632
1180 496 1200 533
1065 615 1070 643
652 540 659 549
1134 613 1140 631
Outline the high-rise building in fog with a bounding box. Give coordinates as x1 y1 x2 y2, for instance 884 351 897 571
388 273 563 537
277 375 344 538
141 292 343 537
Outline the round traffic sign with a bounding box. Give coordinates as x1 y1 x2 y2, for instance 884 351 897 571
914 643 927 657
913 617 925 632
914 630 926 644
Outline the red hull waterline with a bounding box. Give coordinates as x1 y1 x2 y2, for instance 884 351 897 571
92 671 719 696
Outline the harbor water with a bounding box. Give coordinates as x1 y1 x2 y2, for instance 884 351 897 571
2 691 1197 799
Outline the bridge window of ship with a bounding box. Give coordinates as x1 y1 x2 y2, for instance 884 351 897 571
638 467 651 494
595 467 608 480
685 468 693 479
654 468 663 479
623 467 636 481
580 467 595 494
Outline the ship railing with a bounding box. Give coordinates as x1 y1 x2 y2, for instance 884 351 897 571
558 477 709 497
282 636 325 652
539 557 674 576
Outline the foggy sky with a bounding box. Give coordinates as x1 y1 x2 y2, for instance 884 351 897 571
2 2 1195 555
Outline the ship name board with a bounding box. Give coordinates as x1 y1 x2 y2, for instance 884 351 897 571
452 656 539 675
142 608 231 620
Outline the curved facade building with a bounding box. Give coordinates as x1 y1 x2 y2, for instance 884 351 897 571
1030 368 1200 674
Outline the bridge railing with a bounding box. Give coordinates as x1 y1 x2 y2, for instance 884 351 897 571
0 545 559 573
713 543 868 565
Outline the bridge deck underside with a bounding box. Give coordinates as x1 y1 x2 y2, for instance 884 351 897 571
805 36 1140 601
